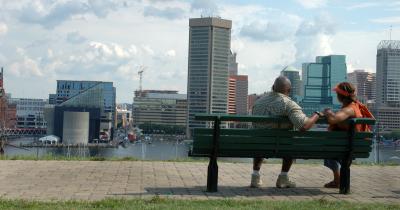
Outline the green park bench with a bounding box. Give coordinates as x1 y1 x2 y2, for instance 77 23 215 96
188 114 375 194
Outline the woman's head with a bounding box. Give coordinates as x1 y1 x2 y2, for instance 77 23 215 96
333 82 357 104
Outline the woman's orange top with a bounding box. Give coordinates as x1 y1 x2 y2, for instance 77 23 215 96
328 102 367 132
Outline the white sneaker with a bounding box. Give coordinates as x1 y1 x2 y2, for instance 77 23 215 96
250 173 263 188
276 175 296 188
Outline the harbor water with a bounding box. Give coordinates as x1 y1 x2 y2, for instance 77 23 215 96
4 137 400 164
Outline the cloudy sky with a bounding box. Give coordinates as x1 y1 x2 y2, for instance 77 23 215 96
0 0 399 103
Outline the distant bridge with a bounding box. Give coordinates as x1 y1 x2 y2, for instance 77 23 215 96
0 128 46 138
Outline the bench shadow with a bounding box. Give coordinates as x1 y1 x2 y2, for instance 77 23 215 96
110 186 328 197
371 190 400 199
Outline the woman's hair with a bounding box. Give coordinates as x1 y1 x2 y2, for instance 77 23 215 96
334 82 357 104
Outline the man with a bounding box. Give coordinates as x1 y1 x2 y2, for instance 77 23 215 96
250 76 321 188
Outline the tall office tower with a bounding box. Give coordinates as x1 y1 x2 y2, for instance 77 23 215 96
228 77 236 114
228 51 238 76
281 66 301 100
300 55 347 115
374 40 400 132
347 70 376 103
376 40 400 107
187 17 232 135
228 75 248 115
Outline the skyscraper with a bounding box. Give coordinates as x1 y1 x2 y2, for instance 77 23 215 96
300 55 347 115
347 70 376 103
281 66 301 100
374 40 400 132
376 40 400 107
228 51 238 76
187 17 232 135
228 75 248 115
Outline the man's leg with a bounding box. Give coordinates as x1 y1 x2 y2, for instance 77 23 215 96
276 158 296 188
250 157 264 188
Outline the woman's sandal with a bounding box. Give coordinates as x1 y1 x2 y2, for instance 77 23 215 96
324 181 340 188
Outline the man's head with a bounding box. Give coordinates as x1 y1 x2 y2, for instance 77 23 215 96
272 76 291 96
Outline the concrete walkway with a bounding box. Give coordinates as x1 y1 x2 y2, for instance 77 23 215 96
0 160 399 203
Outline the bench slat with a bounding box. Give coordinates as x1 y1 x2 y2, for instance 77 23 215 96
190 149 370 159
193 135 373 146
194 128 373 139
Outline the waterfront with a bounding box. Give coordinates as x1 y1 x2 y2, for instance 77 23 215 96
3 137 400 164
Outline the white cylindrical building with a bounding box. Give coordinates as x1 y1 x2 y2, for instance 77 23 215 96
62 111 89 144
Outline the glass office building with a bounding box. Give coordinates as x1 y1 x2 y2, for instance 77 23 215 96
187 17 232 135
53 80 116 137
300 55 347 115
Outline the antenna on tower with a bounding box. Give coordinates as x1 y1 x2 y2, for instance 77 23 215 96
390 25 393 41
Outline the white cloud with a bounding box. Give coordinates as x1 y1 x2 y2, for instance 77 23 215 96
16 0 125 29
346 2 380 10
295 0 327 9
66 31 87 44
191 0 219 16
143 6 186 20
165 49 176 57
10 56 44 77
295 34 333 63
370 16 400 24
0 22 8 35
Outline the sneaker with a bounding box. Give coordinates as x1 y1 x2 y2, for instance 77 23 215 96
250 173 263 188
276 175 296 188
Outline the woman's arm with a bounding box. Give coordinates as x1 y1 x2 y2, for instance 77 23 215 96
323 107 354 125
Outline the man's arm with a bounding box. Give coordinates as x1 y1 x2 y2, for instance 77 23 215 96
299 113 320 131
287 101 320 131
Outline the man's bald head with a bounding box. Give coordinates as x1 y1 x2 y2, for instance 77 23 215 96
272 76 291 95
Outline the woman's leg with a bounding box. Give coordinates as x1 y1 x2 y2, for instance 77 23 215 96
324 159 340 187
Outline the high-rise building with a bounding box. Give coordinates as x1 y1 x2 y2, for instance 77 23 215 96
228 75 248 115
281 66 301 100
300 55 347 115
228 51 238 76
187 17 232 135
374 40 400 132
347 70 376 103
133 90 187 127
376 40 400 107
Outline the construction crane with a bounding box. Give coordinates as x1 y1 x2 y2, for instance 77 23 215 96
137 65 147 92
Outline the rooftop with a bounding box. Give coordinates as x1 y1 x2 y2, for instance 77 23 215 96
378 40 400 50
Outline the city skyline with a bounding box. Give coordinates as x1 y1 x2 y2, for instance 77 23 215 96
0 0 399 103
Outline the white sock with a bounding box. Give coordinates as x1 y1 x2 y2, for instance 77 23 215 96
280 172 288 176
252 170 260 175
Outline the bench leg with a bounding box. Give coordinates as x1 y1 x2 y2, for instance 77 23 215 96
207 157 218 192
339 160 351 194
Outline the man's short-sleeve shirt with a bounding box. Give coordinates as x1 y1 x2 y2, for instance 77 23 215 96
252 92 308 130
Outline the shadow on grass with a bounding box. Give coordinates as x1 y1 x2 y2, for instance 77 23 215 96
109 186 328 198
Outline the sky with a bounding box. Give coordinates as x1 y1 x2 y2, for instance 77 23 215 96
0 0 399 103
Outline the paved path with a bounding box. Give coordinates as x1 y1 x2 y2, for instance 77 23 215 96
0 160 399 203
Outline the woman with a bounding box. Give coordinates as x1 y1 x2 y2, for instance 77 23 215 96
322 82 374 188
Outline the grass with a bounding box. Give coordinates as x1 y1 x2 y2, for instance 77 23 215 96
0 197 399 210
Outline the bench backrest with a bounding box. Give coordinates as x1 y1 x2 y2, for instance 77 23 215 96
191 114 375 159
